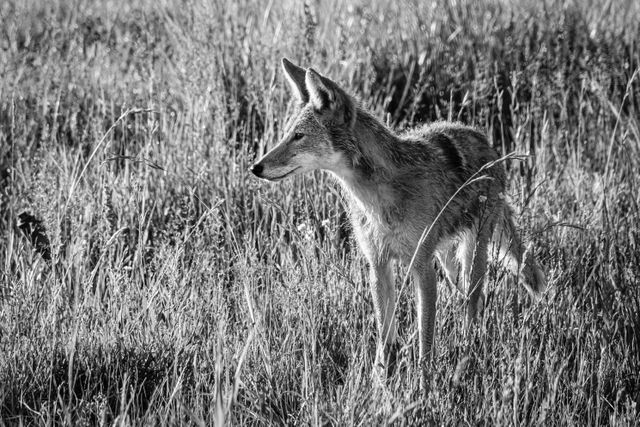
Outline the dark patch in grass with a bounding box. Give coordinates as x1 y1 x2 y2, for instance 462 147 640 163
16 211 51 264
363 4 639 162
1 345 192 424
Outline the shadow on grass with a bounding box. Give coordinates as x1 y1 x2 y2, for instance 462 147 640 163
1 345 192 424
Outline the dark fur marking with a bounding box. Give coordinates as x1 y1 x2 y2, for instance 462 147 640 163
354 152 375 177
390 139 432 167
343 103 353 125
433 133 464 172
327 128 374 178
329 127 375 178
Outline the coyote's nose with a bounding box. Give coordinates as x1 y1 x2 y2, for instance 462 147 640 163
250 163 263 177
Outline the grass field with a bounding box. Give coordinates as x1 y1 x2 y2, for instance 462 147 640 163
1 0 639 424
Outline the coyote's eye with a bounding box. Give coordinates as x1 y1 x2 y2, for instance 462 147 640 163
292 132 304 141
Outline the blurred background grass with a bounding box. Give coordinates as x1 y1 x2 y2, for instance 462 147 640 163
1 0 639 424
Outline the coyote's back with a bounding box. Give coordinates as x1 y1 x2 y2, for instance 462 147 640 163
251 58 546 392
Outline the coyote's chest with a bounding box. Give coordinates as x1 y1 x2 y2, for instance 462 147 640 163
352 201 415 261
342 177 421 260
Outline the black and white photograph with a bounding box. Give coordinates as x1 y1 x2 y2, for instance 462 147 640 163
1 0 639 424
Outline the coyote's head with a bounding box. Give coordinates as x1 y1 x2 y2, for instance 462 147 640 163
251 58 356 181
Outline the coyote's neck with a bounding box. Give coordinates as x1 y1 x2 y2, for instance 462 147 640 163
331 109 403 221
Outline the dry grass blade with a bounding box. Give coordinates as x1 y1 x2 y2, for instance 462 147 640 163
64 108 154 213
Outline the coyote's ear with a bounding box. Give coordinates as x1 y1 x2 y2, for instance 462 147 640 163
282 58 309 103
305 68 356 127
305 68 334 110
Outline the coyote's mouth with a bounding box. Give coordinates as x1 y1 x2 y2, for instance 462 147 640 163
267 167 301 181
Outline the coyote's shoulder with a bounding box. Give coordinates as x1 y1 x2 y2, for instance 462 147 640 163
401 121 504 179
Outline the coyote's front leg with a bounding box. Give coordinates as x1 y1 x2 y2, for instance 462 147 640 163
369 260 398 377
412 258 437 392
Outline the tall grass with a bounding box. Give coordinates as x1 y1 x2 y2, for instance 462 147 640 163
1 0 639 424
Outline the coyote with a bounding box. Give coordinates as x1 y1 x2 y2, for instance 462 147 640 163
251 58 546 390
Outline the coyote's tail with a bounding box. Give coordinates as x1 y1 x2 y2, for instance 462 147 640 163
492 205 546 298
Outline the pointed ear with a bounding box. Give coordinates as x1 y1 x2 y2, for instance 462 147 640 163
305 68 356 127
281 58 309 103
305 68 334 111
